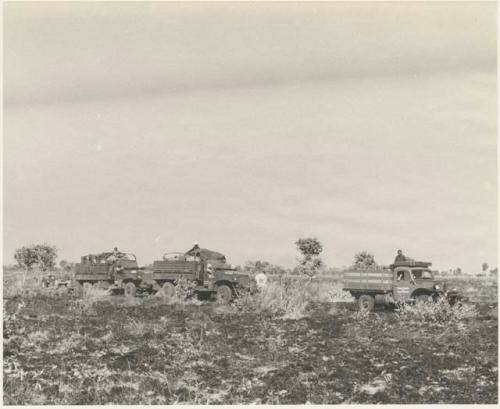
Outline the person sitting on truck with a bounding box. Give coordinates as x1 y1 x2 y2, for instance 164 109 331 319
397 271 404 281
395 250 408 263
107 247 121 262
186 243 201 256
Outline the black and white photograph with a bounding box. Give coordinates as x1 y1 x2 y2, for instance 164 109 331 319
2 1 498 405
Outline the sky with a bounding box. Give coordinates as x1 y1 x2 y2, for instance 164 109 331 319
3 2 497 272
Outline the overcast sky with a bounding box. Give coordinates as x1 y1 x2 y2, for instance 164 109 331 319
3 2 497 272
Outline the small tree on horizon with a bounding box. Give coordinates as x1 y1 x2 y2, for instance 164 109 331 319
482 262 489 273
353 250 377 270
295 237 323 277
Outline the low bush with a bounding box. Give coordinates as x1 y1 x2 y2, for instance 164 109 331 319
233 275 311 319
174 276 198 301
74 286 110 313
396 297 478 324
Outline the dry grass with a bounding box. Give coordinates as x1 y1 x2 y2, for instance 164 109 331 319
3 270 497 404
233 275 314 319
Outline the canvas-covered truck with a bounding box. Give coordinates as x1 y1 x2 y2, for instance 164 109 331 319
149 251 251 303
74 252 147 297
343 260 462 312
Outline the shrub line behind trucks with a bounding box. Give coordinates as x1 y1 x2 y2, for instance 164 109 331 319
343 260 461 311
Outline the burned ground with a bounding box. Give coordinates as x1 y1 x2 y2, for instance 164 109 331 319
3 278 498 404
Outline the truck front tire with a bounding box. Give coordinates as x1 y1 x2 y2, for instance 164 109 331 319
358 295 375 312
416 294 433 303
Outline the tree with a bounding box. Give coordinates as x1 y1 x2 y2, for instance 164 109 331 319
490 267 498 275
353 250 377 270
295 237 323 277
14 244 58 272
59 259 73 272
482 262 489 273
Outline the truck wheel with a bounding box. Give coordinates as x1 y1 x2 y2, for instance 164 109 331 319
216 285 233 304
159 282 175 299
416 294 432 303
124 282 136 298
357 295 375 312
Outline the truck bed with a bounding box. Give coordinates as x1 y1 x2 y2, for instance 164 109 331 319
343 269 393 292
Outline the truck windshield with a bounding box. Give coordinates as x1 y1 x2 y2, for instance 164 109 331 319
411 269 433 279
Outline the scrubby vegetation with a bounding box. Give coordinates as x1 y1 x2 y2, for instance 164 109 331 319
3 267 498 404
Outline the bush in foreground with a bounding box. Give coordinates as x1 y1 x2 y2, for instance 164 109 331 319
396 297 478 324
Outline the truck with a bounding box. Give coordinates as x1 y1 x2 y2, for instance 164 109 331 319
74 251 147 297
343 260 461 311
149 249 252 304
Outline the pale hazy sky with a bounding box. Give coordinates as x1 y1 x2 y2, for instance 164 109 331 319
3 2 497 272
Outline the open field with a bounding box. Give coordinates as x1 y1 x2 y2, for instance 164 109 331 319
3 271 498 404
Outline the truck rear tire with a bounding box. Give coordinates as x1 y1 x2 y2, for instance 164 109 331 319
158 282 175 299
216 284 232 304
358 295 375 312
124 282 136 299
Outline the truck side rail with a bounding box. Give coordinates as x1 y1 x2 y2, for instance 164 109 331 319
343 269 393 292
152 260 201 274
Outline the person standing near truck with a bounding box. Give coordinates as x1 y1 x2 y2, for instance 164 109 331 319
107 247 121 280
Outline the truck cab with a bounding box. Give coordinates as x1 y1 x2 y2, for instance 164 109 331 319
391 261 440 302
